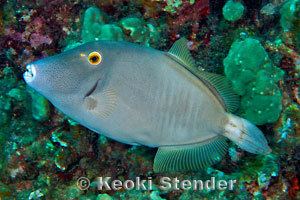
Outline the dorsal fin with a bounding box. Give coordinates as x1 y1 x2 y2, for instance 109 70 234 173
168 38 196 68
167 38 240 113
195 71 240 113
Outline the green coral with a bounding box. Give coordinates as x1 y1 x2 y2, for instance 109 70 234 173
276 103 299 143
0 95 10 127
222 0 245 22
150 191 165 200
280 0 299 31
96 193 113 200
81 7 159 46
164 0 195 14
7 88 26 101
81 7 123 42
97 24 124 41
81 7 106 42
164 0 183 14
28 88 49 122
224 38 284 125
280 0 300 50
0 112 8 127
120 17 159 46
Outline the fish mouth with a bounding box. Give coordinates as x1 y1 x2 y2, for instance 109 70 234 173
23 64 37 83
84 79 99 98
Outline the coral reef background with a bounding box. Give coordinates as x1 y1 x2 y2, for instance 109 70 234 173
0 0 299 199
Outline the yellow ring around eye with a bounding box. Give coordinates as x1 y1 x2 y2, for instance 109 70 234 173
88 52 102 65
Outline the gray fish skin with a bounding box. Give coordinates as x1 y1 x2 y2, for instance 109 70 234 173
24 41 226 147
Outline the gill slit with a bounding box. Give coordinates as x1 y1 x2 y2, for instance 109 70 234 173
84 79 100 98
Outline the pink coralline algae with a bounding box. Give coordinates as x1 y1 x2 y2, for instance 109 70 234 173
28 33 52 49
167 0 210 32
4 17 52 49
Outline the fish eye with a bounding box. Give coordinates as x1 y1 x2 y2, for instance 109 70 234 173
88 52 102 65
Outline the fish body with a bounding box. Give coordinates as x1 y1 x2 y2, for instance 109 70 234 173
80 42 225 147
24 39 271 172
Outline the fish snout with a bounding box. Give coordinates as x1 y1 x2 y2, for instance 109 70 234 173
23 64 37 84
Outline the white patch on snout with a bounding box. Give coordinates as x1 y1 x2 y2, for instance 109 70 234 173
23 64 37 83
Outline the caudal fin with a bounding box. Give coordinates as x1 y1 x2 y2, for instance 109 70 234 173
223 114 271 155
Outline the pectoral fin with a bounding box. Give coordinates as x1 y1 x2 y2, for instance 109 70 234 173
83 88 118 119
153 136 228 172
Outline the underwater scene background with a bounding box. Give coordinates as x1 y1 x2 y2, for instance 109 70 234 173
0 0 299 199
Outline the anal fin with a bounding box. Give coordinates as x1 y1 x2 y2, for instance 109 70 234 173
153 136 228 172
